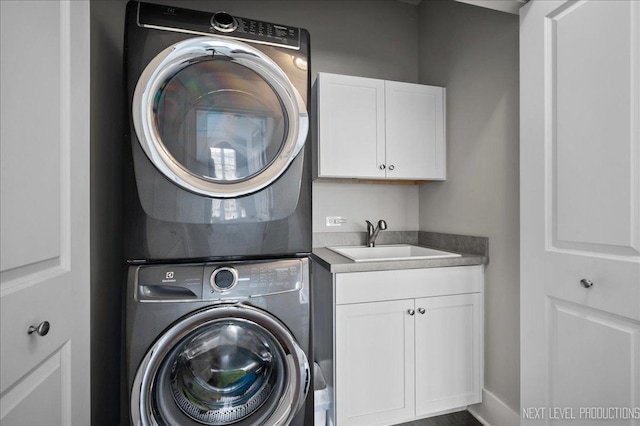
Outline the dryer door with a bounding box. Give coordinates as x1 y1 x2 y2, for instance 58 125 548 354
131 305 309 426
132 36 308 198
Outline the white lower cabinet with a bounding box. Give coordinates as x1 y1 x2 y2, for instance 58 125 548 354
414 293 482 416
336 299 416 426
334 266 483 426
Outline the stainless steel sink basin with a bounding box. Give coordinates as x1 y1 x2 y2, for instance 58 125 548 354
326 244 461 262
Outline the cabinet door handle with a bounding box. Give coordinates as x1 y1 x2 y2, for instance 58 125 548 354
28 321 50 336
418 307 426 315
580 278 594 288
379 164 386 170
388 165 395 171
407 309 415 316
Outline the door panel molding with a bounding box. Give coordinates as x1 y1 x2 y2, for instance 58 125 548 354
543 0 640 261
0 0 73 290
0 342 72 424
546 297 640 411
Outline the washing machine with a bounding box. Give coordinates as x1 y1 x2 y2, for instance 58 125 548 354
123 1 312 262
125 258 311 425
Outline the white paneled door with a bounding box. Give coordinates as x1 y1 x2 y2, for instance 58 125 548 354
521 1 640 425
0 1 90 424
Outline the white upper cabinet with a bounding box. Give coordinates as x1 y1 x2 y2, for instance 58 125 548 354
316 73 386 179
315 72 446 180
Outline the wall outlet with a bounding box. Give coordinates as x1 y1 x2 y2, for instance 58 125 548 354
326 216 347 227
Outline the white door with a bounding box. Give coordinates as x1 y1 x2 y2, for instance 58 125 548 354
521 1 640 425
415 293 482 417
335 299 415 426
316 73 386 179
385 81 446 180
0 1 90 424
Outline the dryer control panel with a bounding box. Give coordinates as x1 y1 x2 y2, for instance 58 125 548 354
137 2 301 50
136 259 305 302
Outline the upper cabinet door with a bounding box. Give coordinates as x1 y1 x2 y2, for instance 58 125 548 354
316 73 386 178
385 82 446 180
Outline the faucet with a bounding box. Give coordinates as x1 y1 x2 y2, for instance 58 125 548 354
365 219 387 247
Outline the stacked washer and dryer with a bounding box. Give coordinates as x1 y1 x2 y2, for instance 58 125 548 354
123 2 312 425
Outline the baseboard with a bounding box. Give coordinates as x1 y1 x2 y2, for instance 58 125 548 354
468 389 520 426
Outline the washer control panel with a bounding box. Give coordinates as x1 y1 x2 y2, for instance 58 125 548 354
137 2 301 49
203 259 303 300
136 259 305 302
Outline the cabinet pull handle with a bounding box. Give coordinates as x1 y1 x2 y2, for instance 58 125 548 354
407 309 415 316
379 164 386 170
28 321 50 336
388 165 395 171
418 307 426 315
580 278 594 288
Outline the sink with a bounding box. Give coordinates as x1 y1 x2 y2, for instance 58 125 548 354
326 244 461 262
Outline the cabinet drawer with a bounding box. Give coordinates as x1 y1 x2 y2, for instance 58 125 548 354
336 265 483 305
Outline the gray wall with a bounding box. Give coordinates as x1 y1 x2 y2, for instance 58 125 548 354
417 0 520 413
90 1 128 425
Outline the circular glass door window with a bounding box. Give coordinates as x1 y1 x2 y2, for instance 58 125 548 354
166 320 286 424
155 60 287 183
133 37 308 198
131 306 310 426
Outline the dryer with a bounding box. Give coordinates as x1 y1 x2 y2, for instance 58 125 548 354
124 1 311 262
125 258 311 425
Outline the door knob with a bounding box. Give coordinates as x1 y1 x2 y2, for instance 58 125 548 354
407 309 415 316
28 321 50 336
418 307 426 314
580 278 594 288
379 164 386 170
388 165 395 171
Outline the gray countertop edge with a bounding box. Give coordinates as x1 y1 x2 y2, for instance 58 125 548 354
311 247 487 273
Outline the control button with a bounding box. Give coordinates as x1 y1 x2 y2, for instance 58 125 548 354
211 12 237 33
210 267 238 292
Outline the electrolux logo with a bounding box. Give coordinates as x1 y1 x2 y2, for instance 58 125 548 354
162 271 176 283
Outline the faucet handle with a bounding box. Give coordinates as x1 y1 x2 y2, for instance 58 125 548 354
378 219 387 230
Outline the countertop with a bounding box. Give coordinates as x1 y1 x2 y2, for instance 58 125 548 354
311 231 489 273
312 246 487 273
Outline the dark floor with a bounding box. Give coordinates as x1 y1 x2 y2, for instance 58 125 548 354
397 410 484 426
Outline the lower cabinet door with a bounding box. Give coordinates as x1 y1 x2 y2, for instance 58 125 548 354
336 299 416 426
414 293 483 416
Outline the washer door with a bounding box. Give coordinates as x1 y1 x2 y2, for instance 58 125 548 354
132 305 309 426
132 36 308 198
